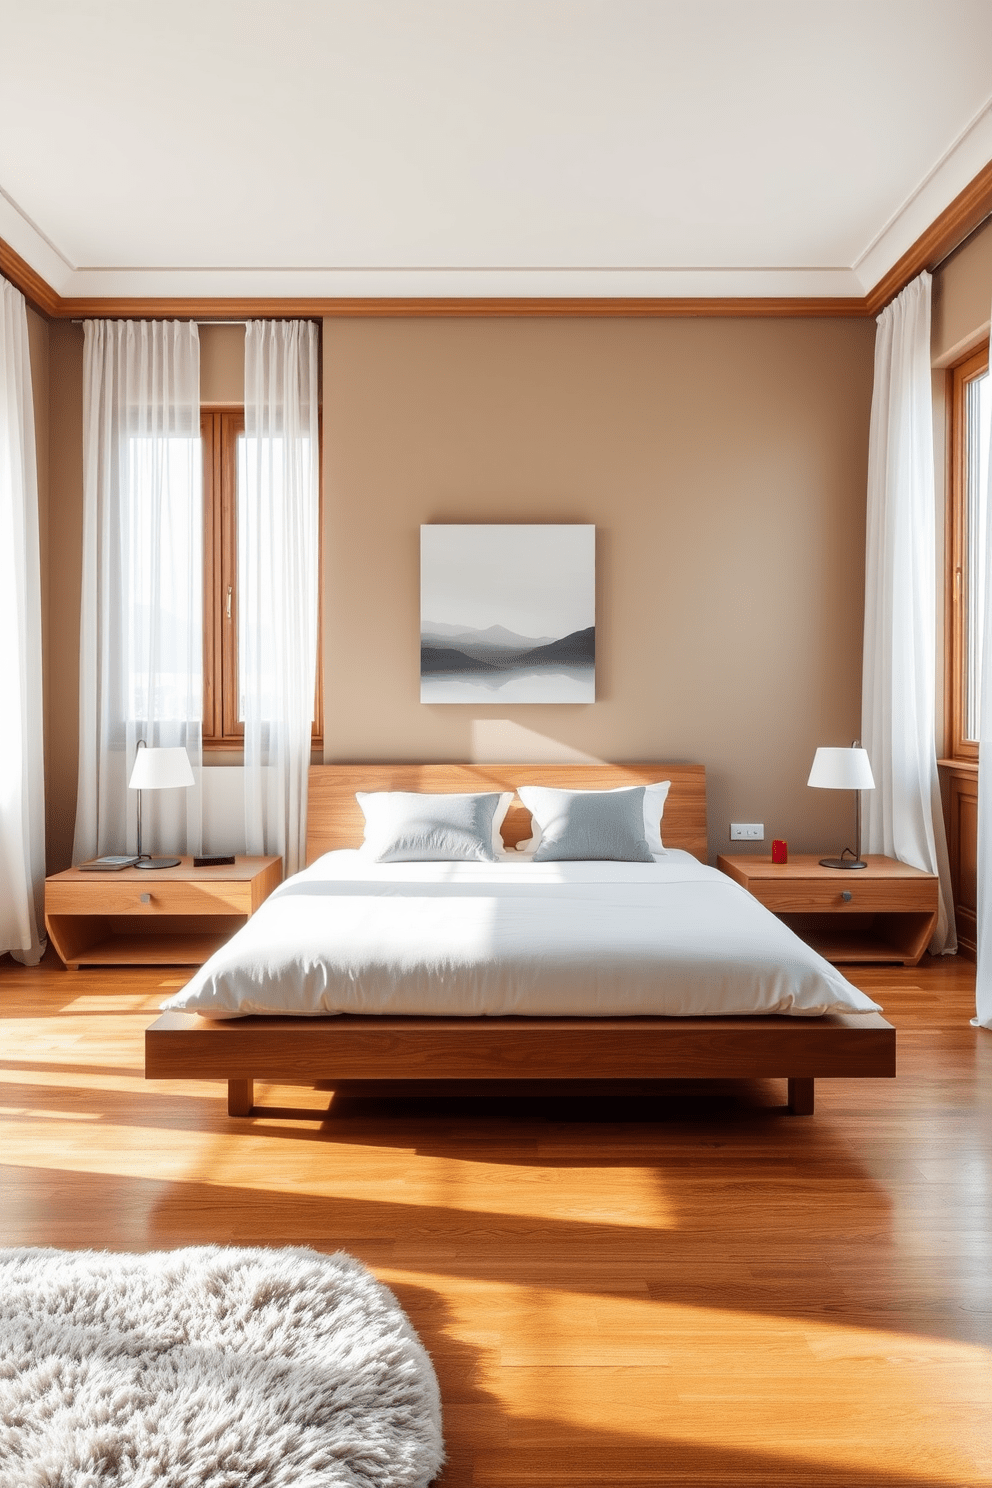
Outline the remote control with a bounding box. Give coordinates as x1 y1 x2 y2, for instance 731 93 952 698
193 854 236 867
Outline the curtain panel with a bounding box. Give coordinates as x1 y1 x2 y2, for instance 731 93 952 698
74 320 202 864
242 320 320 878
0 277 46 963
861 271 955 954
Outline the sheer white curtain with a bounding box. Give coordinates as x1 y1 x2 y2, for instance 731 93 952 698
241 321 319 877
0 278 46 963
74 321 202 863
861 271 955 953
973 316 992 1029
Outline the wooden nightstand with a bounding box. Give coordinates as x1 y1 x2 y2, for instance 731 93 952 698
717 853 939 966
45 856 283 969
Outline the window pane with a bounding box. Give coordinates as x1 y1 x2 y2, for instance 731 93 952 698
237 433 317 725
964 370 991 742
124 434 203 724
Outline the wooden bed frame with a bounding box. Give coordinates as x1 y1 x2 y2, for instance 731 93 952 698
145 763 896 1117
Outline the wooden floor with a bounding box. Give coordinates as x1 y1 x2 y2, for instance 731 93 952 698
1 952 989 1487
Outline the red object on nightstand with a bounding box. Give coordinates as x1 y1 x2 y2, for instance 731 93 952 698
771 839 788 864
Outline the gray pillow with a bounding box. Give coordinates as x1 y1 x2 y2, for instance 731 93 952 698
517 785 654 862
357 790 505 863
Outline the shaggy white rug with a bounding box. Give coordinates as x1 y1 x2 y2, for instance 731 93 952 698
0 1245 444 1488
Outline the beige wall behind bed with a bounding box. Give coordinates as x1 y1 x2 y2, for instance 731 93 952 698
34 314 875 871
322 314 875 864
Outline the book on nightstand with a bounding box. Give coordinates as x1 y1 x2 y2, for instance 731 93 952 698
77 856 140 871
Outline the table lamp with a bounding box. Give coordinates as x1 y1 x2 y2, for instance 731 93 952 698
128 742 195 869
807 742 875 870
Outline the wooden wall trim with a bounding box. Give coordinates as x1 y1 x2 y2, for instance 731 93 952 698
940 763 978 960
864 158 992 317
53 294 870 321
0 236 60 318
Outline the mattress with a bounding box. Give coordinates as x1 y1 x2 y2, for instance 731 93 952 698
162 849 881 1020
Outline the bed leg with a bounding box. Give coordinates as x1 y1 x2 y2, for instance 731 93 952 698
788 1077 814 1115
228 1079 253 1117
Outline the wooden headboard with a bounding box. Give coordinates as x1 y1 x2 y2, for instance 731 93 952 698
306 763 708 863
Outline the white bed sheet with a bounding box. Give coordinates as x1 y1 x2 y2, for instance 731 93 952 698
162 849 881 1020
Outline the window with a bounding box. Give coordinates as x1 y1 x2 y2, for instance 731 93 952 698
948 346 991 759
201 407 322 748
123 428 202 726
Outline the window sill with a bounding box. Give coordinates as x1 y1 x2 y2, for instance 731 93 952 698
202 739 323 765
937 758 978 776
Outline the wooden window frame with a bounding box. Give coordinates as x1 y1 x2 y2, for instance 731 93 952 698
201 405 323 751
946 345 989 763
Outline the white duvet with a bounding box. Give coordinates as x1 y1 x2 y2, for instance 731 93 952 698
163 850 881 1019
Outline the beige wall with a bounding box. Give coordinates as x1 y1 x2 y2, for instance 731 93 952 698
35 312 876 868
932 216 992 367
28 273 992 869
322 315 876 862
200 323 245 404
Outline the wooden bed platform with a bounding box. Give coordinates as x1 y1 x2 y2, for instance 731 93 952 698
144 763 896 1117
147 1008 896 1116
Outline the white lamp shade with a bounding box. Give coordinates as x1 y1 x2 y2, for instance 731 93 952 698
128 746 195 791
807 746 875 791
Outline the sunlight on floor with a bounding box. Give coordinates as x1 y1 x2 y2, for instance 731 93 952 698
379 1268 992 1483
0 1100 675 1227
0 1106 98 1121
59 991 176 1011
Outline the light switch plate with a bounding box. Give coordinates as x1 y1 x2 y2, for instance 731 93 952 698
730 823 764 841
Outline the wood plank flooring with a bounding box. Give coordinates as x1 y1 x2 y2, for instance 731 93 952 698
1 951 989 1487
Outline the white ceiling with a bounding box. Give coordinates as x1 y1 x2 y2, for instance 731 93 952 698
3 0 992 300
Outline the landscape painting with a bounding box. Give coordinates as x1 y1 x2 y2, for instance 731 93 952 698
421 524 595 703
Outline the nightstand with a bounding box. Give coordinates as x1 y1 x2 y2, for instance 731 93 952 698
44 856 283 969
716 853 939 966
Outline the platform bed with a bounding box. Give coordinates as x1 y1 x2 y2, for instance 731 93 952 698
144 763 896 1117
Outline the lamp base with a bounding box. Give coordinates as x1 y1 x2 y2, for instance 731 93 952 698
135 856 182 870
818 856 867 870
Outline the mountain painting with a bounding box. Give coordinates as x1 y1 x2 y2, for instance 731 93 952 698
421 524 595 702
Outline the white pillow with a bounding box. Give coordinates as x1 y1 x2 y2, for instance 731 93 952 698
517 780 671 855
357 790 514 863
517 785 654 863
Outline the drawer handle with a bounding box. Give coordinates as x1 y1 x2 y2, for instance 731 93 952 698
841 890 853 903
140 893 151 904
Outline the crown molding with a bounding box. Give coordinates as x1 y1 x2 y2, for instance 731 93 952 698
0 262 872 321
4 150 992 323
864 156 992 317
0 235 60 318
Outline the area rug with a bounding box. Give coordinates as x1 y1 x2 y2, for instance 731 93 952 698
0 1245 444 1488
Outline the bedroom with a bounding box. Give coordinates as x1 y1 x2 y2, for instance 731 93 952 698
1 4 990 1485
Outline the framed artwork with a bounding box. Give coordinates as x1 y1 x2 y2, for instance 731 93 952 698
420 524 595 703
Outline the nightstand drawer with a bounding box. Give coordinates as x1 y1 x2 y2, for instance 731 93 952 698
750 877 937 915
46 879 254 917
